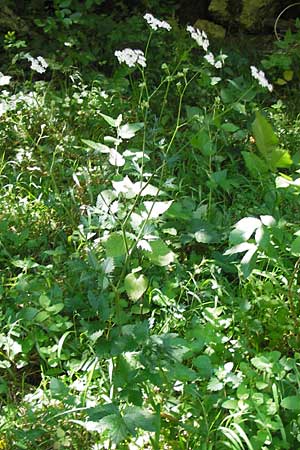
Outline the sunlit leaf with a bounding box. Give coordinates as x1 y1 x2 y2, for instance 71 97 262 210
124 272 148 301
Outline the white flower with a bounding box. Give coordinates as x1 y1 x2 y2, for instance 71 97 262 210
187 25 209 52
250 65 273 92
0 72 11 86
204 51 226 69
25 54 48 74
144 13 171 31
114 48 146 68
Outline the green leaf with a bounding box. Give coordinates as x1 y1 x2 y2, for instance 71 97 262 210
123 406 157 433
242 151 268 177
281 395 300 410
291 236 300 256
148 239 176 266
143 200 173 219
50 378 69 398
118 122 143 139
99 414 128 444
124 272 148 301
252 111 292 170
104 232 128 257
229 217 262 245
82 139 110 153
251 356 272 372
221 122 239 132
100 113 120 127
193 355 212 378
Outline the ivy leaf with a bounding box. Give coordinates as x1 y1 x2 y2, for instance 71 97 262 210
124 272 148 301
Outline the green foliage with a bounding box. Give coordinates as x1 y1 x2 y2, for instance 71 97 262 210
1 9 300 450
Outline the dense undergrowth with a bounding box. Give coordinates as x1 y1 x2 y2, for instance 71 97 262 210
1 10 300 450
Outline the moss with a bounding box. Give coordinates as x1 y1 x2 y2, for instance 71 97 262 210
240 0 279 30
209 0 230 22
194 19 226 40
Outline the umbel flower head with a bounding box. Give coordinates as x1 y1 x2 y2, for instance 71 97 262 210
0 72 11 86
144 13 171 31
115 48 146 68
25 54 48 74
250 66 273 92
186 26 209 52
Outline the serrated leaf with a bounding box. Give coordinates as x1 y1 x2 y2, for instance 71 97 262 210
124 272 148 301
148 239 176 266
104 232 128 257
123 406 157 432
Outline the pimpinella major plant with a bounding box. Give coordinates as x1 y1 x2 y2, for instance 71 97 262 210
2 11 300 450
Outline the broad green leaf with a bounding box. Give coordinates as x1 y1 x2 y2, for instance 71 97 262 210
283 70 293 81
229 217 262 245
99 414 128 443
39 294 51 308
222 399 238 409
242 151 268 177
221 122 239 132
50 378 69 398
108 148 125 166
143 200 173 219
291 236 300 256
104 232 128 257
252 111 292 170
118 122 143 139
193 355 212 378
281 395 300 410
148 239 176 266
124 272 148 301
100 112 121 127
252 111 278 156
240 245 257 278
251 356 272 372
123 406 157 432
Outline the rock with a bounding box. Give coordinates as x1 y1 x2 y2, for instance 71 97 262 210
194 19 226 39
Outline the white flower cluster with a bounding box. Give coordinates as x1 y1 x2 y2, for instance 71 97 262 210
250 66 273 92
0 72 11 86
25 54 48 74
186 26 209 52
144 13 171 31
204 52 225 69
0 90 39 117
186 26 226 70
115 48 146 68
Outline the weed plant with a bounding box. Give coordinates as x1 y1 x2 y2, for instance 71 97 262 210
0 12 300 450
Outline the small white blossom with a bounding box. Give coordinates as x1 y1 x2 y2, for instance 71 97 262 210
114 48 146 68
25 54 48 74
0 72 11 86
187 25 209 52
250 65 273 92
204 51 226 69
144 13 171 31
